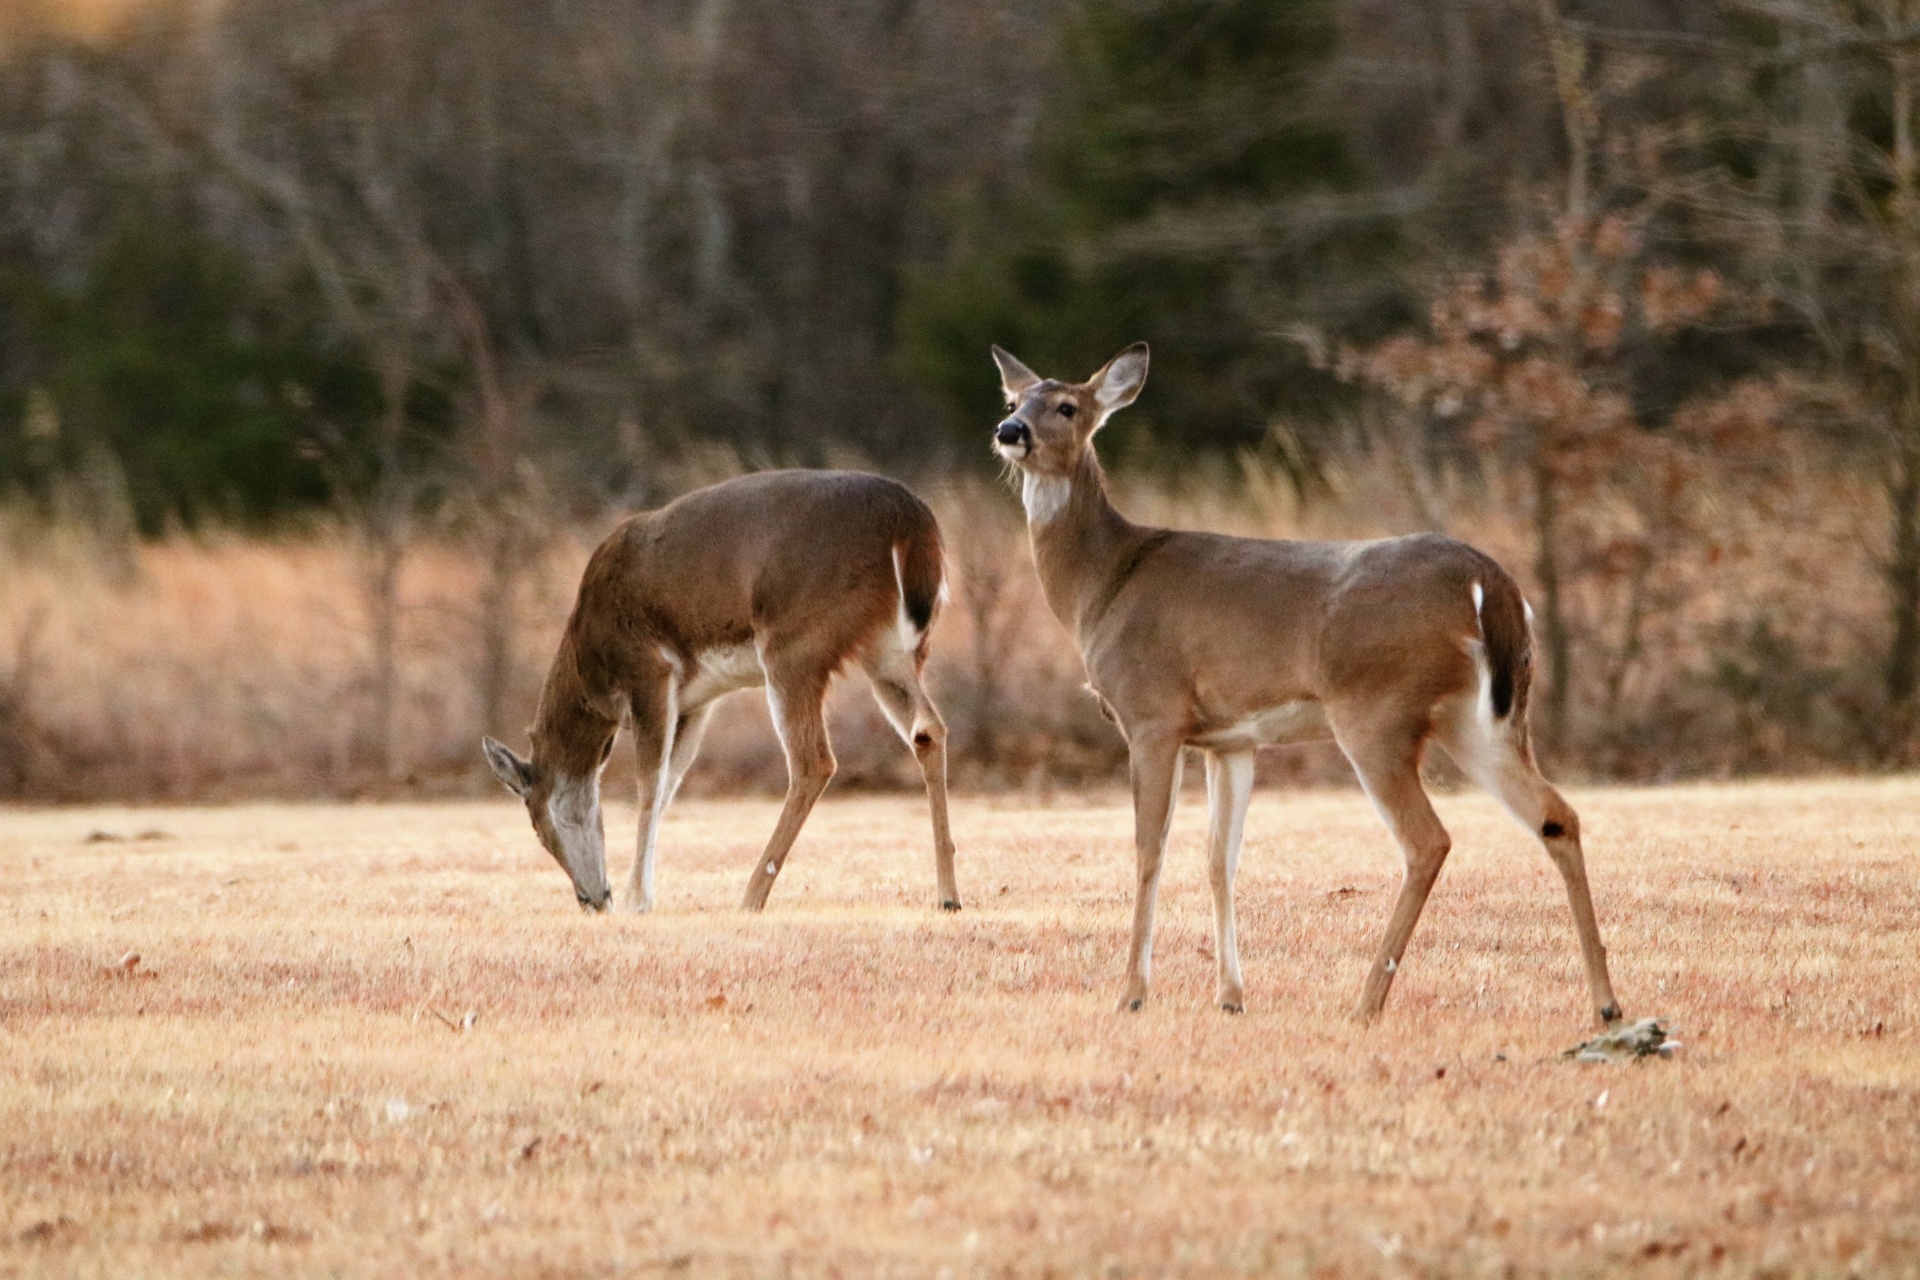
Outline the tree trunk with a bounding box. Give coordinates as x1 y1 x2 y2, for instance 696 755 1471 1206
1886 420 1920 751
476 521 519 741
1533 455 1572 752
365 349 411 782
1886 44 1920 756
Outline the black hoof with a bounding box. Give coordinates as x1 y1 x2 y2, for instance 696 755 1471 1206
939 900 961 912
1127 999 1143 1012
1220 1002 1244 1015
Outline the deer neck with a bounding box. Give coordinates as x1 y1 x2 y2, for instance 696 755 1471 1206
531 634 621 781
1023 450 1145 640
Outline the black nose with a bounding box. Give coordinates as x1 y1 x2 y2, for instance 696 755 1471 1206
996 419 1029 445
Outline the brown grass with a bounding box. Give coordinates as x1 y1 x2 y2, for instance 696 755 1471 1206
3 779 1918 1276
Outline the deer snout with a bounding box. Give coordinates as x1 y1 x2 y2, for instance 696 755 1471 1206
577 888 610 913
995 419 1030 448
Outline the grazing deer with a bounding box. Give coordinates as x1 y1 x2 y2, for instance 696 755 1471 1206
990 343 1623 1028
482 470 960 914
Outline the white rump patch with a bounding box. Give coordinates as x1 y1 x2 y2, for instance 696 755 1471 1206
890 545 924 652
1466 639 1497 731
1022 472 1072 525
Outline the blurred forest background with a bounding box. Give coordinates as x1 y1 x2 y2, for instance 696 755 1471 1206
1 0 1917 800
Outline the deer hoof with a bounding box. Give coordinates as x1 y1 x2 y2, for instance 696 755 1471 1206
1219 999 1244 1015
939 899 961 912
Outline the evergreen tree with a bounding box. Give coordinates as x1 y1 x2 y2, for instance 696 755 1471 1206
1 217 379 533
900 0 1392 468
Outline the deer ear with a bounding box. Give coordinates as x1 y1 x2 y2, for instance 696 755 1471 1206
1089 343 1149 426
992 345 1041 399
482 737 535 797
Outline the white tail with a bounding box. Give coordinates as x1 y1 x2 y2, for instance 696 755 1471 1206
990 343 1621 1028
484 470 960 914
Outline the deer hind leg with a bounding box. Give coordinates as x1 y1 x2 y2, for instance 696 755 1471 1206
1119 727 1184 1012
1332 708 1452 1025
662 703 716 810
621 672 679 914
740 660 835 912
618 701 717 913
1203 749 1255 1012
860 647 960 911
1437 712 1622 1028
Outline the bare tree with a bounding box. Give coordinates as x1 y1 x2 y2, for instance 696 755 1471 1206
1658 0 1920 755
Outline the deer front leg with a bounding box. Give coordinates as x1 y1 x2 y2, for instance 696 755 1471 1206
1204 750 1254 1013
620 675 678 913
740 666 834 912
1119 729 1184 1012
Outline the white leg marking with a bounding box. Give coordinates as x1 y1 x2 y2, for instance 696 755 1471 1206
635 678 680 909
1210 752 1254 999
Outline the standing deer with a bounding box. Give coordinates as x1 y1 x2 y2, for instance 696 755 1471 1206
990 343 1623 1028
482 470 960 914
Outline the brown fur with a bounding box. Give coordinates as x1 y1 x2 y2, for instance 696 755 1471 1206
486 470 960 914
992 343 1622 1027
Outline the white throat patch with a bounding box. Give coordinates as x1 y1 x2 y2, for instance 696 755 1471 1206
1022 472 1072 525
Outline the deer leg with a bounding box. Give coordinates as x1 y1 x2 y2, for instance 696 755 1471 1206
862 652 960 911
1119 729 1184 1012
1334 713 1451 1025
620 673 678 914
1439 718 1621 1027
661 703 716 811
1204 749 1255 1012
740 666 834 912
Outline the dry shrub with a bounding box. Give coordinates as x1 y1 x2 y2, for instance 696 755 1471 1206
0 449 1892 801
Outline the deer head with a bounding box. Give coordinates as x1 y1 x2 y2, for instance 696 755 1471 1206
483 734 614 911
991 343 1149 479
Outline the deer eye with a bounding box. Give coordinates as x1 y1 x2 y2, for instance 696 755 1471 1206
1057 402 1076 419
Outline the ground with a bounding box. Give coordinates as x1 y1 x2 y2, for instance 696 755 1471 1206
2 779 1918 1278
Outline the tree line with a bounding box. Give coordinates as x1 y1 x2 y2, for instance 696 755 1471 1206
3 0 1919 780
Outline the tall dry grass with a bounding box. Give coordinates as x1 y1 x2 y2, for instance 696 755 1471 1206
0 447 1893 802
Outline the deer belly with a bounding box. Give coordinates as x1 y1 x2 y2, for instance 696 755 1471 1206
1191 700 1330 750
678 643 765 706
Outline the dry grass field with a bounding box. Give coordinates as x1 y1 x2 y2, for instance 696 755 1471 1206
3 778 1918 1277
